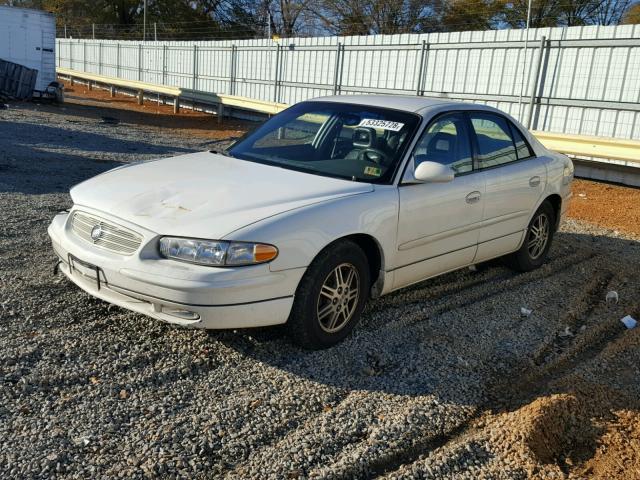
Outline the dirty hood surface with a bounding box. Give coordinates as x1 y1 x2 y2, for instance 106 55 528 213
70 151 373 238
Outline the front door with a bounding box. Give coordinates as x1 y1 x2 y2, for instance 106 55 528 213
394 112 485 289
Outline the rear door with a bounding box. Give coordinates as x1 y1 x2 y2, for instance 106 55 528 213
394 112 485 289
468 112 546 262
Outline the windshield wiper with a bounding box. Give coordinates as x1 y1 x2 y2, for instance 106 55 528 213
209 148 234 158
206 137 239 158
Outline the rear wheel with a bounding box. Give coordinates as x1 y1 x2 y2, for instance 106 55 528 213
506 201 555 272
288 240 370 349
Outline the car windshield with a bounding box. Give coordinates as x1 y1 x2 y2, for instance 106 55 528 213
227 101 420 183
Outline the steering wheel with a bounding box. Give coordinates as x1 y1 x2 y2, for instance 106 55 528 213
358 147 388 165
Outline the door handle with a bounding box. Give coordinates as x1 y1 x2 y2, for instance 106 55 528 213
465 191 481 204
529 176 541 187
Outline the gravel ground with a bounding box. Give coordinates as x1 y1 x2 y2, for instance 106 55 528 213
1 102 639 479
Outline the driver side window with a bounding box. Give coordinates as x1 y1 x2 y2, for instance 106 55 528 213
413 113 472 175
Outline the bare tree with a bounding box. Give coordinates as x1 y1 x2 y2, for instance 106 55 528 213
16 0 638 40
264 0 315 36
504 0 564 28
559 0 605 26
439 0 505 32
593 0 632 24
622 1 640 23
315 0 434 35
311 0 374 35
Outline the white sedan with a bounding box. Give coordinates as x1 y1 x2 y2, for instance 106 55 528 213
49 96 573 348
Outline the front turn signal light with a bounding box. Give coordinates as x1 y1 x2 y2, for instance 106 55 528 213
226 242 279 265
254 244 279 263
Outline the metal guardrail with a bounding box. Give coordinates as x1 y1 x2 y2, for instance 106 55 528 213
532 131 640 163
56 67 288 118
57 67 181 96
57 67 640 169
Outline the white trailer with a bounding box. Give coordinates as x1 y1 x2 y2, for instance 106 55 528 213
0 5 55 91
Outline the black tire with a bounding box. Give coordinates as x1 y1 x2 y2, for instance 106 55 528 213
506 201 556 272
288 240 370 349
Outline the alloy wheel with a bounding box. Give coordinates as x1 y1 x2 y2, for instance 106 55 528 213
316 263 360 333
527 212 550 260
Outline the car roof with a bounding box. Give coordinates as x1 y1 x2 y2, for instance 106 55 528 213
307 94 493 115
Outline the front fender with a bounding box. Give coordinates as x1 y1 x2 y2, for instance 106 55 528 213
222 187 399 273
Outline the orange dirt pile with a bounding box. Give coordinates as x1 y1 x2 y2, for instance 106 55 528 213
579 409 640 479
569 179 640 236
59 79 251 141
480 390 640 479
481 322 640 480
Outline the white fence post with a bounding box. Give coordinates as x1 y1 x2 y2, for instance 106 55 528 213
162 44 167 85
527 36 547 129
415 40 427 95
273 43 281 102
230 45 236 95
193 44 198 90
332 42 342 95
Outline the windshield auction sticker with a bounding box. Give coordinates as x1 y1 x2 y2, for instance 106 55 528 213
358 119 405 131
364 166 382 176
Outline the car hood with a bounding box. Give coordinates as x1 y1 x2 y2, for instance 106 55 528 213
70 151 373 239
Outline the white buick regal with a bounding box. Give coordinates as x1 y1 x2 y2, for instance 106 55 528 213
49 96 573 348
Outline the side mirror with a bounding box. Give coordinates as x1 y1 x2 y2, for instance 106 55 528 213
413 161 455 183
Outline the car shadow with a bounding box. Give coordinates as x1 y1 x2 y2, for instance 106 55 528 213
212 230 640 409
0 119 195 156
210 228 640 473
0 119 197 195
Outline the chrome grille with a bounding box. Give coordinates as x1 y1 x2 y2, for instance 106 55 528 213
71 211 142 255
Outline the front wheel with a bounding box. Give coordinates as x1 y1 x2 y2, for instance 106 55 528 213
287 240 370 349
506 201 556 272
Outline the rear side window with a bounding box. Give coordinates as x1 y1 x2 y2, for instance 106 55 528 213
412 113 472 175
510 123 535 159
469 113 518 169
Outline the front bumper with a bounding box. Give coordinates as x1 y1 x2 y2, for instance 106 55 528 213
48 209 304 329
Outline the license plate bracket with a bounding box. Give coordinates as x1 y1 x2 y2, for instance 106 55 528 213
68 254 104 290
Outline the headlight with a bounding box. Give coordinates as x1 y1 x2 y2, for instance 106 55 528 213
159 237 278 266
